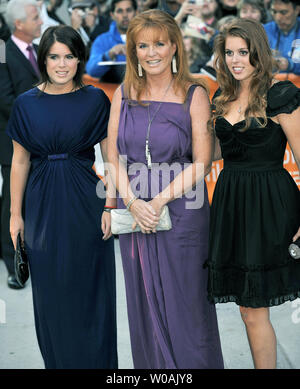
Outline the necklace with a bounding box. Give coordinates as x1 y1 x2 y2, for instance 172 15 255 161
145 79 173 169
238 106 242 113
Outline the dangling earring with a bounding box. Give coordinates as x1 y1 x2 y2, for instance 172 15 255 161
172 55 177 74
138 62 143 77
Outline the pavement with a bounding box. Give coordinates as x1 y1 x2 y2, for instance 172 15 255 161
0 239 299 370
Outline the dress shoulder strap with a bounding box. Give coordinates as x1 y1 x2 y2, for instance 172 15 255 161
186 84 201 107
120 83 125 98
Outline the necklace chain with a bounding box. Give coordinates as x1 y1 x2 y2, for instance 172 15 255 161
145 79 173 169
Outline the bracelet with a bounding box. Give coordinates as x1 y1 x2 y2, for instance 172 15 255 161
103 208 111 213
126 196 137 211
104 206 116 209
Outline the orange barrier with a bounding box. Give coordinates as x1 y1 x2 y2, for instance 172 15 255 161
83 73 299 202
83 74 116 180
82 73 300 100
197 74 219 100
274 72 300 88
82 73 219 101
82 74 118 101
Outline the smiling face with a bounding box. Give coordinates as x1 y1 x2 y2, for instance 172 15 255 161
225 35 255 85
45 41 79 90
135 28 176 78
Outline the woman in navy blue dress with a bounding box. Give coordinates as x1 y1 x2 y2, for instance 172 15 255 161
7 26 118 369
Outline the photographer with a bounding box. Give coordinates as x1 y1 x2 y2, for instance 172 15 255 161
174 0 201 25
70 4 91 47
175 0 219 29
88 2 111 41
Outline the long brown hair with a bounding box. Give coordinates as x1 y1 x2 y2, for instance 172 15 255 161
213 18 275 130
124 9 207 103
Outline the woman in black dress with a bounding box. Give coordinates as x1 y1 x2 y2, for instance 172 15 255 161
205 18 300 369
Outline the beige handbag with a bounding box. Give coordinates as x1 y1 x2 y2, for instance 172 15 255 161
111 205 172 235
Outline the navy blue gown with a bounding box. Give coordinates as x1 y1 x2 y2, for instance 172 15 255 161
6 85 118 369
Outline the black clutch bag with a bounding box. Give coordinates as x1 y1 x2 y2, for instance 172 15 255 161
289 237 300 260
14 233 29 287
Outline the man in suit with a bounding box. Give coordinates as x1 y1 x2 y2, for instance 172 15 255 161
0 0 42 289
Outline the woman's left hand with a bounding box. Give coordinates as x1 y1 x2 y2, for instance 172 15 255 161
293 226 300 242
148 197 166 233
101 211 112 240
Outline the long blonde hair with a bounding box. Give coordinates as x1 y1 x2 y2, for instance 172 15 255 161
213 18 275 130
124 9 207 103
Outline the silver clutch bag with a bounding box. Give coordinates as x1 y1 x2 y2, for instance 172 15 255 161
111 205 172 235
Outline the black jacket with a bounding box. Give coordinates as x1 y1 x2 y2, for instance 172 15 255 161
0 38 39 165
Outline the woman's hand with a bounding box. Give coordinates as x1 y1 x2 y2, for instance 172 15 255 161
293 227 300 242
10 215 24 250
148 197 165 232
101 211 112 240
130 199 159 234
175 1 199 24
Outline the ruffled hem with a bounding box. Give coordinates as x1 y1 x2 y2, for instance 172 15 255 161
207 291 300 308
205 260 300 308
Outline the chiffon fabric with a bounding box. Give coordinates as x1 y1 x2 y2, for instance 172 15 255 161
117 84 224 369
205 81 300 308
6 86 118 369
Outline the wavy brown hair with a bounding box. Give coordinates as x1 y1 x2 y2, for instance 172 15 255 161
124 9 207 103
213 18 275 131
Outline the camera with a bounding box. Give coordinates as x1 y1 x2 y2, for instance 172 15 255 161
68 2 93 18
188 0 204 4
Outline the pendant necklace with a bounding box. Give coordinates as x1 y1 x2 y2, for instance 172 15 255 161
238 106 242 113
145 79 173 169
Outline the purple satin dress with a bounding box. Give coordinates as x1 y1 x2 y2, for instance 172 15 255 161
117 85 224 369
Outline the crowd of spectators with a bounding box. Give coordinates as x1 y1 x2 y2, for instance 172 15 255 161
1 0 300 83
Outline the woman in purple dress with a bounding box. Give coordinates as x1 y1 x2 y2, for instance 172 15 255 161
107 9 224 369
